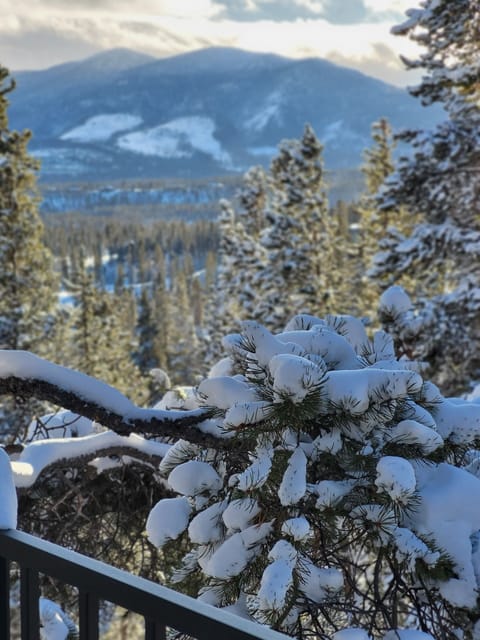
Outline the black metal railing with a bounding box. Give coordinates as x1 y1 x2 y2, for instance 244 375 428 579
0 529 287 640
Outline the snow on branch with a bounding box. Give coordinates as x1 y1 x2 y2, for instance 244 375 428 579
12 431 171 489
0 350 216 446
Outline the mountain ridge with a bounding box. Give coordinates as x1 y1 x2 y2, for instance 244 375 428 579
8 47 441 182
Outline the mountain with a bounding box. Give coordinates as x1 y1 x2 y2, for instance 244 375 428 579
8 47 441 182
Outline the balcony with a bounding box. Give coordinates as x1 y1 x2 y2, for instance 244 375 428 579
0 528 287 640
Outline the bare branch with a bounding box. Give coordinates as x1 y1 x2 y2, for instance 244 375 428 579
0 350 221 447
13 433 170 492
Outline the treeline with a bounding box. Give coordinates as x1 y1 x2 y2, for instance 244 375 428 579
38 176 358 398
44 215 219 284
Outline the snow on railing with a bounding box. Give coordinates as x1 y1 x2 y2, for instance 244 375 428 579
0 528 288 640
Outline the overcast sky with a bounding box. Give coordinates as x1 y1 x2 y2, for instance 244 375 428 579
1 0 419 85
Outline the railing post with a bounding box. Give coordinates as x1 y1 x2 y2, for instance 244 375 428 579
0 556 10 640
20 566 40 640
145 618 167 640
79 590 99 640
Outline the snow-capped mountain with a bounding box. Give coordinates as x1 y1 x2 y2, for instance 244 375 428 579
9 47 441 181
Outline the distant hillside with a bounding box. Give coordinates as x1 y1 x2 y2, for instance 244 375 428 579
9 47 441 182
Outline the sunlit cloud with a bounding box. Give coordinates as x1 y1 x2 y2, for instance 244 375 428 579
0 0 419 85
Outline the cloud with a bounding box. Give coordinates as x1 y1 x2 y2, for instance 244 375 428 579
7 0 221 17
212 0 329 22
1 0 419 85
212 0 408 24
0 28 99 71
329 42 419 87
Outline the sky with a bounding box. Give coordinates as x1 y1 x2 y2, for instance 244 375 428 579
0 0 420 86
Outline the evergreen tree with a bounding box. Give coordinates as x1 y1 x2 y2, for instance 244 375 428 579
356 119 418 317
204 251 217 290
363 119 395 197
0 66 57 439
237 165 268 237
0 66 56 353
201 196 267 370
254 125 338 328
147 293 480 638
381 0 479 224
137 287 158 373
168 258 199 385
374 0 480 392
203 126 353 360
68 256 146 403
151 251 173 374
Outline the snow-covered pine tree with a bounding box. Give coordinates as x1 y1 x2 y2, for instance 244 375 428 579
380 0 480 222
203 126 357 354
355 119 419 317
237 165 269 238
202 197 267 368
145 290 480 639
254 125 340 329
0 67 56 354
373 0 480 393
0 66 58 439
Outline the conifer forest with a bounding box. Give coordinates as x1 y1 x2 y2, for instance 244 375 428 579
1 1 480 639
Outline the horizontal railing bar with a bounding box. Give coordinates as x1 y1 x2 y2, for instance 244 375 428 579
0 530 286 640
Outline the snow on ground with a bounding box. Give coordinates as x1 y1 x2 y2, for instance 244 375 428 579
117 116 233 167
32 148 99 175
60 114 142 143
319 120 365 148
245 104 280 131
244 91 283 131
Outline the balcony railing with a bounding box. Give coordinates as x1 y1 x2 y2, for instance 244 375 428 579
0 529 287 640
